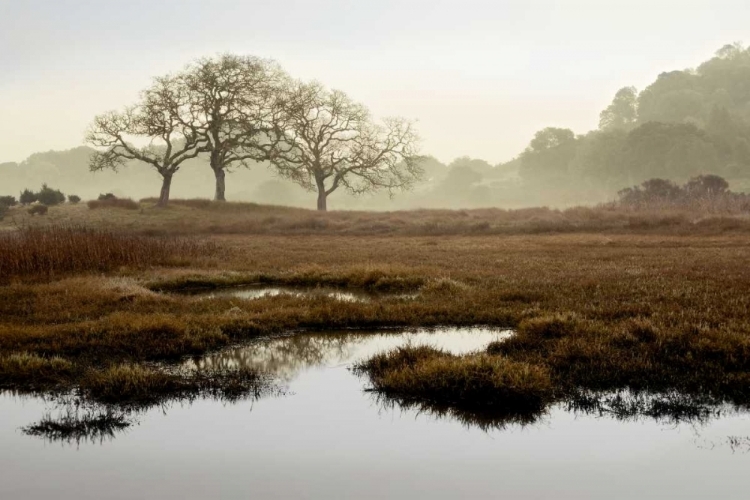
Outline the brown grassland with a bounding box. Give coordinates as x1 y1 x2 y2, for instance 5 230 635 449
1 200 750 421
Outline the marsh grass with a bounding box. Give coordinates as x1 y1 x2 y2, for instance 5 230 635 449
0 226 214 279
355 346 554 415
80 364 272 406
6 199 750 236
0 353 77 390
3 218 750 412
489 315 750 403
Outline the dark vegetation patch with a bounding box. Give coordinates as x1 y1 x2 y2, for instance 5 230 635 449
27 205 48 216
147 267 426 294
87 195 140 210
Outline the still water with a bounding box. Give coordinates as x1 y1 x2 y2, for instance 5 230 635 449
1 328 748 499
175 284 417 302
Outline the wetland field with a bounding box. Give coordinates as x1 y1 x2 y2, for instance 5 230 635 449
1 201 750 499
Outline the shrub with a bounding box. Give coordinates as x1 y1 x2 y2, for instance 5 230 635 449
98 193 118 201
0 195 17 207
87 198 139 210
28 205 49 216
36 184 66 206
19 189 38 205
68 195 81 204
685 174 729 197
0 204 7 221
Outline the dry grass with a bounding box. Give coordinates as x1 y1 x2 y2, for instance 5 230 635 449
0 226 214 280
355 346 553 414
87 197 140 210
2 205 750 410
0 352 77 390
3 198 750 236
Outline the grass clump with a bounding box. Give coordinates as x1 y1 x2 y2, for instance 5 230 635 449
80 364 271 405
356 345 553 414
0 353 77 390
82 364 181 404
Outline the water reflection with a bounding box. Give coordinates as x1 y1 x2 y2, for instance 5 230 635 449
184 328 511 381
9 328 750 448
2 330 749 499
565 389 738 425
176 284 418 302
23 405 131 445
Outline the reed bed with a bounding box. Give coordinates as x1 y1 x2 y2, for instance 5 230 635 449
0 226 213 279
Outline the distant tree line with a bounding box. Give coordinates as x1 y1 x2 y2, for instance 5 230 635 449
518 43 750 194
6 42 750 211
87 55 422 210
616 174 749 210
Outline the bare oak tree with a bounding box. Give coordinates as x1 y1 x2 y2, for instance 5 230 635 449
266 81 422 211
181 54 288 201
86 76 205 206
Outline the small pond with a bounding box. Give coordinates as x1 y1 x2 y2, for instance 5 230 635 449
1 327 748 499
173 284 418 302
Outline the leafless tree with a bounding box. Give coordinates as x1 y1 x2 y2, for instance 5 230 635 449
266 81 422 211
180 54 288 201
86 76 205 206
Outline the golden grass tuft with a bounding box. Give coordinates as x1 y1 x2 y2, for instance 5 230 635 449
356 346 554 413
0 352 76 389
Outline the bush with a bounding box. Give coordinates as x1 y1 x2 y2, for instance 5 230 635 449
36 184 66 206
19 189 38 206
68 195 81 204
28 205 49 216
0 204 7 221
87 198 139 210
0 195 17 207
98 193 118 201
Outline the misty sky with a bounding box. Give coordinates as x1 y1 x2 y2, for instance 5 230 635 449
1 0 748 165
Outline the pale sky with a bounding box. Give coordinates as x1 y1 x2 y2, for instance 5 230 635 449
1 0 748 165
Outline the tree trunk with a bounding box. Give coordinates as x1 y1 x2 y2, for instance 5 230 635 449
158 174 173 207
316 180 327 211
214 168 226 202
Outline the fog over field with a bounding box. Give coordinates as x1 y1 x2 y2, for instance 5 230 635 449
5 4 750 499
2 0 750 211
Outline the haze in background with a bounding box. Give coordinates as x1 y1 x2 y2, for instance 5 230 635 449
2 0 747 165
